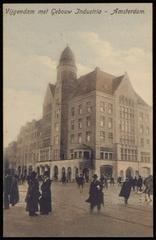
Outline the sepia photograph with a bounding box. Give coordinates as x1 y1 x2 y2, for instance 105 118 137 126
3 2 153 237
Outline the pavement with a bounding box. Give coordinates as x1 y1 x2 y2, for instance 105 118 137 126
3 181 153 237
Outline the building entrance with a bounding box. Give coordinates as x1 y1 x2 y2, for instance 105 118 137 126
54 165 58 180
100 165 113 178
126 167 134 178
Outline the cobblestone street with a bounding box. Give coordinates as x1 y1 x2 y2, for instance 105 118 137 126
3 182 153 237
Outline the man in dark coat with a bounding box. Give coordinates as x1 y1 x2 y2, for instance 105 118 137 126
77 174 85 193
3 169 12 209
119 178 132 204
87 174 104 213
25 171 40 216
10 174 19 206
137 175 143 192
39 171 52 215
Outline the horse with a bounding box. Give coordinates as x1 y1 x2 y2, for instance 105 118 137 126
143 175 153 202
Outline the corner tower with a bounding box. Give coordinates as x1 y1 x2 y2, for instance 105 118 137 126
57 46 77 83
53 46 77 161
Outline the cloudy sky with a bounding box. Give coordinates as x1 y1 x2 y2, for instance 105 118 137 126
3 3 152 147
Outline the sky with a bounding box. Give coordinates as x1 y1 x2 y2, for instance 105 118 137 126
3 3 152 147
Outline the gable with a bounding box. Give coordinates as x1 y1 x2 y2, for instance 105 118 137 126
114 73 137 101
43 84 54 106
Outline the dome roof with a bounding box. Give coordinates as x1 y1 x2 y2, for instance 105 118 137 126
59 46 76 66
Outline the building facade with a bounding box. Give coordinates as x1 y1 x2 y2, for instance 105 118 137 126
5 46 152 181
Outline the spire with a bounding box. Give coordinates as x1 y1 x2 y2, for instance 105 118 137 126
59 46 76 67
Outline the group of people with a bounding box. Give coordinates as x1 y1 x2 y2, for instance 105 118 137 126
25 171 52 216
85 174 146 212
3 169 19 209
119 175 144 204
4 168 151 216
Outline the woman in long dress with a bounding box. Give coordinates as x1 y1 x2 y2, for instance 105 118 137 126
10 174 19 206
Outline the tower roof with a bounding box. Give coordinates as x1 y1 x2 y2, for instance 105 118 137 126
59 46 76 67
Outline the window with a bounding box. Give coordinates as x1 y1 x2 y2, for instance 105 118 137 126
79 151 82 158
70 134 74 144
71 120 74 130
146 127 149 135
108 132 113 139
140 125 143 134
139 112 143 121
84 151 90 159
78 105 82 115
100 131 105 142
54 150 58 160
109 153 113 160
100 152 104 159
86 102 92 113
86 132 91 142
108 118 113 129
141 152 150 163
145 114 149 122
55 123 59 132
100 116 105 127
108 103 113 114
78 133 82 144
54 136 59 145
140 138 144 147
55 113 59 119
108 132 113 143
121 121 124 131
100 102 105 112
86 116 91 127
78 119 82 129
71 107 75 116
147 139 150 145
105 153 108 159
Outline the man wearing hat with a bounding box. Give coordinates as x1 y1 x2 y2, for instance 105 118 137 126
39 171 52 215
87 174 104 213
25 171 40 216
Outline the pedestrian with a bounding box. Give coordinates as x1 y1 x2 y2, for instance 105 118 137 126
10 174 19 206
137 175 143 192
110 177 115 186
3 169 12 209
77 174 85 193
86 174 104 213
85 175 89 183
26 174 31 185
132 176 137 191
39 171 52 215
100 175 105 187
21 174 25 184
119 178 132 204
61 173 67 184
117 176 122 186
25 171 40 217
104 176 108 189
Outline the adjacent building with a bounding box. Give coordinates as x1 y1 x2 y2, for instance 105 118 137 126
5 46 152 181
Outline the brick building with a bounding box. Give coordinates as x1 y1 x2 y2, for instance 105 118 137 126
5 46 152 181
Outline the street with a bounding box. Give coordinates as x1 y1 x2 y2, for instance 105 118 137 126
3 181 153 237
